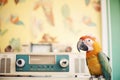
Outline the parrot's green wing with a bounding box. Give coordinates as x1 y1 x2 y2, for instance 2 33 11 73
98 52 111 80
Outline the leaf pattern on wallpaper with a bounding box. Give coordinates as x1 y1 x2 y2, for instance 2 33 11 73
85 0 90 6
14 0 25 5
0 17 8 36
41 0 54 26
10 15 24 25
0 29 8 36
81 16 96 26
40 33 57 43
31 16 43 39
61 4 73 32
0 0 8 6
33 0 42 10
9 38 21 52
93 0 101 12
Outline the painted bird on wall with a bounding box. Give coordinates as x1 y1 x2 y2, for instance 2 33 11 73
10 15 24 25
0 0 7 6
77 35 111 80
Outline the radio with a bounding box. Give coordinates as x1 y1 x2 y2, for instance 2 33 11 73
0 52 90 77
16 54 69 72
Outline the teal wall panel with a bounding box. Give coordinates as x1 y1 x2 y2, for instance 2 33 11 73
110 0 120 79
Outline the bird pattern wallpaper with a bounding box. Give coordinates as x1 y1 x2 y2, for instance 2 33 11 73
0 0 101 52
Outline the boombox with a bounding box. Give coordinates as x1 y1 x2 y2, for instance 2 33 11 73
0 52 90 78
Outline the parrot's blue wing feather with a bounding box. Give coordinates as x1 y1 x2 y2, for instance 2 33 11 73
98 52 111 80
104 52 110 61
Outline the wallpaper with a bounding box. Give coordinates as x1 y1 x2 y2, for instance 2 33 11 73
0 0 101 52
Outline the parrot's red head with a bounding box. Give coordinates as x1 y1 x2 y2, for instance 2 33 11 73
77 35 101 58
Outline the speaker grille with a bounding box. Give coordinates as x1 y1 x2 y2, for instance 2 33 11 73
75 58 80 73
74 58 86 73
0 58 11 73
0 58 5 73
80 58 85 73
6 58 11 73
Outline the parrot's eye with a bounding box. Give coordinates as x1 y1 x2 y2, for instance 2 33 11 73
85 38 93 45
88 39 91 42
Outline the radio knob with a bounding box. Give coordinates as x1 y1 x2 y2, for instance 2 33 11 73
16 59 25 67
60 59 69 68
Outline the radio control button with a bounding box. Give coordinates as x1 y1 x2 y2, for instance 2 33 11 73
60 59 69 68
40 65 44 68
46 66 49 68
51 66 54 68
30 66 33 68
37 65 40 68
16 59 25 67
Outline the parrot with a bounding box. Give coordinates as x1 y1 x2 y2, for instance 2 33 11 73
77 35 111 80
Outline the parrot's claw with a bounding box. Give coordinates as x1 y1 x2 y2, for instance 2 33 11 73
98 75 103 80
98 77 101 80
89 76 94 80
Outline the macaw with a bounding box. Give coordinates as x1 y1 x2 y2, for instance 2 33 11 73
77 35 111 80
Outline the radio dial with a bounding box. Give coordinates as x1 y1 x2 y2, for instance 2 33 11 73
60 59 69 68
16 59 25 67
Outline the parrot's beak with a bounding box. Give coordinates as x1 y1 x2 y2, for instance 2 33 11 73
77 41 88 52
